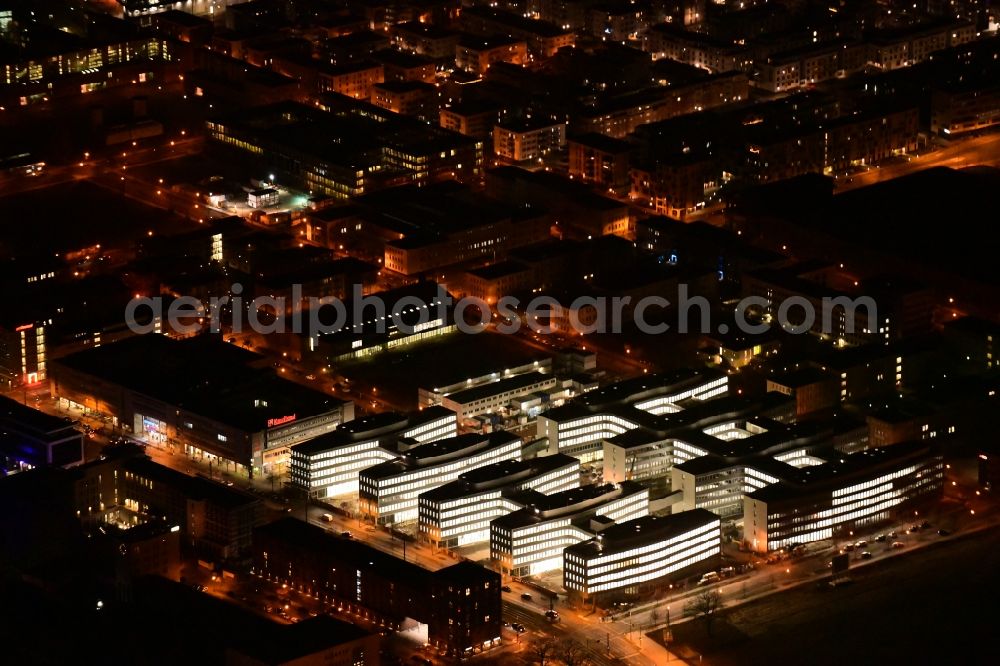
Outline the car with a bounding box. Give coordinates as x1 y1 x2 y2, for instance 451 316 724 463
937 528 951 536
860 551 872 560
501 585 512 593
921 521 932 529
875 534 887 543
545 610 560 622
520 593 533 601
698 572 720 585
305 374 316 380
887 531 897 539
511 623 526 634
855 540 868 549
843 543 855 552
891 541 905 548
341 531 353 538
321 513 334 522
908 524 921 533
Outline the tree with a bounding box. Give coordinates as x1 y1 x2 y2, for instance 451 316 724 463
530 637 558 665
556 638 590 666
684 589 723 637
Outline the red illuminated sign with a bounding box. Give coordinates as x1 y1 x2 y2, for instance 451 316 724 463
267 414 297 428
15 324 33 332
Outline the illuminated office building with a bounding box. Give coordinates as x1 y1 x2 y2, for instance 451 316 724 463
289 407 456 499
490 481 648 577
743 441 944 552
418 453 579 549
360 432 522 525
564 510 721 599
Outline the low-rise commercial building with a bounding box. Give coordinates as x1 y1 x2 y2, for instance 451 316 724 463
418 453 580 549
441 371 558 422
360 432 523 524
490 481 649 577
49 335 353 478
289 407 457 499
564 509 721 599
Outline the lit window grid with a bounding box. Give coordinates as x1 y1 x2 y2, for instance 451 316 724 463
360 440 522 521
566 523 721 593
491 490 649 575
758 460 942 550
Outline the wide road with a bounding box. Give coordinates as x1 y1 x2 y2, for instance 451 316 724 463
836 131 1000 191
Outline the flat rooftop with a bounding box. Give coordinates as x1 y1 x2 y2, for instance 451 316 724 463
53 336 347 433
291 406 453 456
420 453 578 501
444 371 553 405
566 509 720 558
492 481 645 529
362 432 520 480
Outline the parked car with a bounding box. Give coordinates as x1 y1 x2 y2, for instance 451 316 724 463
511 623 526 634
891 541 905 549
875 534 887 543
321 513 334 523
545 610 560 622
521 593 533 601
855 540 868 549
860 551 872 560
937 528 951 536
501 585 512 593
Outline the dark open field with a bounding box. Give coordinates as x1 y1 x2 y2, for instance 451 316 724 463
663 525 1000 666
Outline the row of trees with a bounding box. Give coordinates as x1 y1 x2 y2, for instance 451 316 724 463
530 637 593 666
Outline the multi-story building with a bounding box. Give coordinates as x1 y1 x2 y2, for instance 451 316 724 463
743 441 944 552
70 446 264 561
0 395 84 472
253 518 501 657
538 369 728 462
568 133 632 197
603 392 797 485
370 80 436 118
460 7 575 58
490 481 649 577
866 19 976 70
440 371 558 422
359 432 523 524
289 407 456 499
418 453 580 549
755 40 868 92
418 356 554 408
207 101 483 200
378 183 551 276
671 416 868 518
391 21 460 59
563 509 721 600
0 13 176 107
641 24 748 72
493 119 567 162
571 73 749 139
931 74 1000 136
455 35 528 74
49 335 354 479
440 101 504 139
